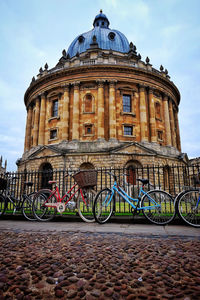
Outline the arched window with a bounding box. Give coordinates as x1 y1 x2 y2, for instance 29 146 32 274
155 102 161 120
125 160 142 185
52 100 58 117
39 162 53 189
84 93 94 113
79 162 95 170
163 165 174 193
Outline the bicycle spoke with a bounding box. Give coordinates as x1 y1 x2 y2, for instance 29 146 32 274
178 190 200 227
93 188 114 224
142 190 175 225
78 188 96 222
33 189 57 221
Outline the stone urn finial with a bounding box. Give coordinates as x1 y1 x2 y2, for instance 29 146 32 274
62 49 67 57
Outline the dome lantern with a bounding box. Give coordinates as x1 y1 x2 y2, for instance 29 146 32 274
93 9 110 28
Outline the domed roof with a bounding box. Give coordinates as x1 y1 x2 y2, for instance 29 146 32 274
67 11 130 58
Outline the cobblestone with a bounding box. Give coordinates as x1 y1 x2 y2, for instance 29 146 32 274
0 230 199 299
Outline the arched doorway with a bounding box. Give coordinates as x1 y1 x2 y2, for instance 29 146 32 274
79 162 95 170
124 160 142 196
125 160 142 185
39 163 53 189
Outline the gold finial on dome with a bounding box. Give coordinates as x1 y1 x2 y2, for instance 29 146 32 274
100 9 103 13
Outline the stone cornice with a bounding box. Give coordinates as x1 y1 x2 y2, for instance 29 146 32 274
24 64 180 106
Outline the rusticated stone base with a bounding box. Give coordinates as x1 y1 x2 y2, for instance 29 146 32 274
18 140 187 171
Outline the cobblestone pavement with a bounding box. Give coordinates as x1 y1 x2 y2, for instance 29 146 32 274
0 229 200 300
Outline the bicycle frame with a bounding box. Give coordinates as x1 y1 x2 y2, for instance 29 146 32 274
105 181 161 211
44 182 87 207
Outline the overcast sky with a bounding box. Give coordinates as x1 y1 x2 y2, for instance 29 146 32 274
0 0 200 171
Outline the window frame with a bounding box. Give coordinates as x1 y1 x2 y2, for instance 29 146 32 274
49 128 58 140
52 99 58 118
83 93 95 114
123 94 132 113
123 125 134 136
83 123 94 136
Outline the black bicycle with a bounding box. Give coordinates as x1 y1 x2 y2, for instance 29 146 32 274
0 176 36 221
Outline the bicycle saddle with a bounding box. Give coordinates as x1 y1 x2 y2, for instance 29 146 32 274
137 179 149 185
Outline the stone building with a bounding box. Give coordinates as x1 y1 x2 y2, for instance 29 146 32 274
18 11 187 176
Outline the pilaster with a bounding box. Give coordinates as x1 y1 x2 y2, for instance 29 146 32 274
139 85 148 142
109 80 117 140
148 88 157 143
163 94 172 146
24 105 33 151
33 97 40 147
174 110 181 151
72 82 80 140
169 99 176 148
38 93 46 145
62 84 70 140
97 80 105 140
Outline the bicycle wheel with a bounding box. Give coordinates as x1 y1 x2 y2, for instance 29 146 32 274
0 194 7 216
93 188 114 224
142 190 176 225
78 188 96 223
22 192 37 221
32 189 57 221
178 189 200 227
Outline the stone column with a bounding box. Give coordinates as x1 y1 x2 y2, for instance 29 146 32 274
169 99 176 147
72 82 80 141
33 97 40 147
24 105 33 151
62 84 70 141
97 80 105 140
163 94 172 146
109 80 117 140
139 85 148 142
38 93 46 145
148 88 157 142
174 110 181 151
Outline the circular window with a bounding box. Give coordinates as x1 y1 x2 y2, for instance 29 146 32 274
108 32 115 41
78 35 85 43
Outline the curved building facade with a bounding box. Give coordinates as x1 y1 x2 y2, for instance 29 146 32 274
18 11 185 172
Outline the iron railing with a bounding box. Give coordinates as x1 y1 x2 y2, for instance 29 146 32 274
0 164 200 215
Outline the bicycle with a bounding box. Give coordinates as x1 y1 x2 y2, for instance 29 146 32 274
0 176 36 221
93 172 176 225
32 170 97 222
176 187 200 228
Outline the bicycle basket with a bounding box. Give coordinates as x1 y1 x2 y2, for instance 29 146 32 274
0 178 7 191
73 170 97 188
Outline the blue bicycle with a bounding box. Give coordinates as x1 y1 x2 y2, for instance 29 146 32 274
176 189 200 227
93 172 176 225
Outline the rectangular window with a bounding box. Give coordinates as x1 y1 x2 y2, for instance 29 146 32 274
85 125 92 135
52 100 58 117
124 126 133 136
123 94 131 112
157 130 163 141
50 129 57 140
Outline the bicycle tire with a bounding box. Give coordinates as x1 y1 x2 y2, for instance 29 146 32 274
78 188 96 223
177 189 200 227
32 189 57 221
0 193 7 216
142 189 176 225
93 188 114 224
22 192 37 221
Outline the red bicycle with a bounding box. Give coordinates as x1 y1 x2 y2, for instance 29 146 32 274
32 170 97 223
